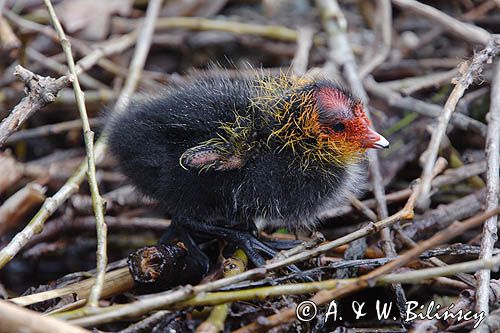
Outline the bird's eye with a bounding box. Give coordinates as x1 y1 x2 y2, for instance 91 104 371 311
332 122 346 133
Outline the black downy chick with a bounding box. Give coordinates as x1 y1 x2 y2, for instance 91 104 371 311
107 74 389 266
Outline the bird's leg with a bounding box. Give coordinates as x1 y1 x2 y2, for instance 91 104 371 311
258 237 303 250
243 223 303 250
177 219 272 266
172 217 302 269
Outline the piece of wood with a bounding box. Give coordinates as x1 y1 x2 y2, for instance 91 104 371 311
0 299 90 333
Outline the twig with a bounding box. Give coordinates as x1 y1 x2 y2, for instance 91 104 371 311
417 38 500 208
475 58 500 315
75 31 138 74
380 254 500 284
319 160 487 221
0 183 46 235
0 152 23 195
5 118 103 144
0 13 20 53
118 311 171 333
113 16 323 44
433 161 486 187
43 0 107 308
0 162 84 268
462 0 499 21
378 68 459 95
26 47 110 90
364 76 488 136
64 252 500 323
457 87 490 114
269 232 325 263
61 246 500 327
10 267 133 307
55 89 116 105
113 0 163 113
30 161 443 326
3 10 146 86
26 32 138 90
394 228 476 287
0 299 91 333
0 12 144 269
359 0 392 78
196 250 247 333
349 196 377 222
403 189 486 242
226 252 474 291
153 250 500 309
291 27 314 75
60 207 411 325
392 0 491 45
0 66 69 147
29 216 169 246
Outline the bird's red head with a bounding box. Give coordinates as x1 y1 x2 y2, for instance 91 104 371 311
254 76 388 168
315 86 389 152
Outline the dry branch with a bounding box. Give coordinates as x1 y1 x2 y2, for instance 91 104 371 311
0 299 90 333
392 0 491 45
25 47 109 90
0 152 23 195
417 38 500 208
195 250 247 333
319 160 487 221
364 76 488 136
11 267 133 307
113 16 318 44
291 27 313 76
0 162 84 268
5 118 103 144
0 14 20 54
0 183 46 235
113 0 164 114
0 66 69 147
359 0 392 78
3 10 146 86
475 58 500 315
43 0 107 307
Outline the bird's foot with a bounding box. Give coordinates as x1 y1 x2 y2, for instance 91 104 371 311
171 218 304 272
220 229 282 267
185 223 277 266
260 237 302 250
217 229 306 277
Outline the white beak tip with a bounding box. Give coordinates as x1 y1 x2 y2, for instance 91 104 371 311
373 135 390 149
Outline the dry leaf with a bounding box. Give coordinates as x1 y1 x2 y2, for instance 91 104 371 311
55 0 134 40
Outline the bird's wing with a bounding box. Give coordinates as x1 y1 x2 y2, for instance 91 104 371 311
180 142 245 172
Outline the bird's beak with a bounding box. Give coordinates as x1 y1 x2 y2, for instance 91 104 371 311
362 127 390 149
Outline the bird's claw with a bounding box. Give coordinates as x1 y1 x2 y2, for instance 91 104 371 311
261 238 303 250
220 230 310 280
168 219 310 279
